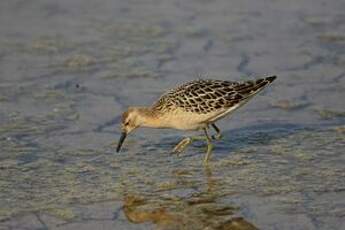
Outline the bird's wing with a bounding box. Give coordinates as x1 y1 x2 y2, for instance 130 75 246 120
152 76 276 114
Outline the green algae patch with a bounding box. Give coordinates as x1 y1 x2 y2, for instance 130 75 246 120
0 120 42 137
64 54 96 68
64 162 96 174
101 23 166 41
33 90 67 103
334 126 345 134
318 33 345 43
157 181 178 191
294 149 314 161
47 208 76 221
179 25 208 38
201 206 235 216
0 96 8 102
314 108 345 119
0 159 18 169
0 35 73 56
270 144 289 155
101 61 158 79
218 154 252 167
30 36 74 54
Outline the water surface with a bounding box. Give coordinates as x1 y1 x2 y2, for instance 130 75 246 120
0 0 345 229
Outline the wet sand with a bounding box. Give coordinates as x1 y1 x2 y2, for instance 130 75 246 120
0 0 345 229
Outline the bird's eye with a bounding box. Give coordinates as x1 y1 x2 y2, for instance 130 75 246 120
125 121 130 126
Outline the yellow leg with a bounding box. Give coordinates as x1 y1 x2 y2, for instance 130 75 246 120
211 123 222 140
172 136 207 155
172 128 214 164
172 137 192 155
203 128 214 165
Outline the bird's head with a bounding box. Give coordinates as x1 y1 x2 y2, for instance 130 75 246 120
116 107 144 152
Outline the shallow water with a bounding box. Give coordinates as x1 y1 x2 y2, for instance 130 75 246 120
0 0 345 229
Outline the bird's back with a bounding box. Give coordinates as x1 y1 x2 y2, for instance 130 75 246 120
152 76 276 117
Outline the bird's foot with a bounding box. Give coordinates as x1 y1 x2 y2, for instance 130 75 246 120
211 133 222 140
171 137 192 155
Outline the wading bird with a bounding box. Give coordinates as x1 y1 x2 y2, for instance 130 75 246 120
117 76 276 164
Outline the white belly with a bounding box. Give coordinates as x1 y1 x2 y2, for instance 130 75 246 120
167 100 250 130
160 109 221 131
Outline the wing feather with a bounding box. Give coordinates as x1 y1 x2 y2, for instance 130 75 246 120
152 76 276 114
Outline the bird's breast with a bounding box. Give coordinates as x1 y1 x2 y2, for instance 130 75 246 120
158 109 220 130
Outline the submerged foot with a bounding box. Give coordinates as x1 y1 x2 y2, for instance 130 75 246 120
171 137 192 155
211 133 222 140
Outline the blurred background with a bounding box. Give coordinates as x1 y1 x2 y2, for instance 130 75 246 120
0 0 344 229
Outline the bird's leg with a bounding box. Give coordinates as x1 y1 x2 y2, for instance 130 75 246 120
211 123 222 140
203 128 214 164
172 128 214 163
172 135 208 155
172 137 193 155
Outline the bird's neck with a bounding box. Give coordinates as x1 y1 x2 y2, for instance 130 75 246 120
136 107 164 128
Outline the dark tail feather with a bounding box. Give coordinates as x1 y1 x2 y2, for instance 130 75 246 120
265 75 277 83
237 75 277 94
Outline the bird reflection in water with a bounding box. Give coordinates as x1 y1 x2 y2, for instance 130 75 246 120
121 167 258 230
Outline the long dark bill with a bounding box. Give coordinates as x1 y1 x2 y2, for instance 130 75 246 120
116 132 127 152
